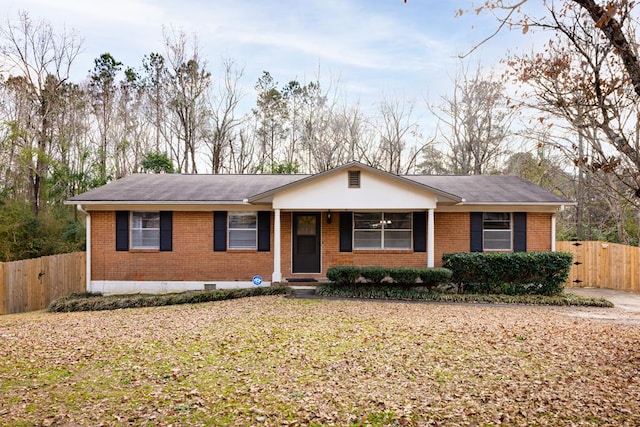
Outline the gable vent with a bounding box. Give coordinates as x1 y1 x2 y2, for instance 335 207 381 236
348 171 361 188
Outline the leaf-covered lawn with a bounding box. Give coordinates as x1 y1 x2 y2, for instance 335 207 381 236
1 296 639 426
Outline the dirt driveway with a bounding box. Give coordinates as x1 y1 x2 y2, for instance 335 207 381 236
564 287 640 326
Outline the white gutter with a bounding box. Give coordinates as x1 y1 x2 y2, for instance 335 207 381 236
76 204 92 293
65 200 250 205
455 201 577 206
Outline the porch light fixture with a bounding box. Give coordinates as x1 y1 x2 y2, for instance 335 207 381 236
327 211 332 224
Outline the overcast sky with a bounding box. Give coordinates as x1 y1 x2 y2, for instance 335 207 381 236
2 0 547 119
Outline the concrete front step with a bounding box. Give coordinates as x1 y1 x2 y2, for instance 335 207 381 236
288 285 318 297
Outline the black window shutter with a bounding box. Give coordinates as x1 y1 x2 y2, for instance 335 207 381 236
413 211 427 252
213 211 227 252
470 212 483 252
159 211 173 251
257 211 271 252
513 212 527 252
115 211 129 251
339 212 353 252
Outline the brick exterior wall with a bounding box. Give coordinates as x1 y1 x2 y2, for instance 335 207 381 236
434 212 470 266
90 210 554 282
526 212 552 252
91 211 274 282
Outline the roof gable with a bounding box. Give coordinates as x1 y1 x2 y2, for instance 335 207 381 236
249 161 462 205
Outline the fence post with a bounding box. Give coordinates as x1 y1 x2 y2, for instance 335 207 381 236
0 262 5 314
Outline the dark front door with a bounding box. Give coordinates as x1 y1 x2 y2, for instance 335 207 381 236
292 212 321 273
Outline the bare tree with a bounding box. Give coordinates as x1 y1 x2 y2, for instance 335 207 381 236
88 53 122 182
375 98 421 174
253 71 287 170
163 28 211 173
0 11 82 214
225 126 254 173
205 58 244 173
141 52 170 153
430 64 513 175
504 2 640 241
452 1 640 185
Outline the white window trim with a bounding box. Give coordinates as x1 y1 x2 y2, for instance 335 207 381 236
228 211 258 250
482 212 512 251
353 212 413 250
130 211 160 250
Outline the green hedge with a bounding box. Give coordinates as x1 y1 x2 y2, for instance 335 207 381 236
326 266 452 288
316 284 613 307
48 286 291 312
442 252 573 295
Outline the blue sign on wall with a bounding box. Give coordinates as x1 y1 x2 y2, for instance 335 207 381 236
252 275 263 286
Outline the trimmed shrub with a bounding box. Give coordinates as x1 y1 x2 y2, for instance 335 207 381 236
418 268 453 289
388 267 419 285
326 266 453 288
326 266 361 285
442 251 573 295
48 286 291 312
316 283 613 307
360 266 389 284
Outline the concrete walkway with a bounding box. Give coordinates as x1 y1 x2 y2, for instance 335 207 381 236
564 287 640 326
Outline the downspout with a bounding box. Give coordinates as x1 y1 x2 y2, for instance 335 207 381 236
551 212 557 252
76 204 92 292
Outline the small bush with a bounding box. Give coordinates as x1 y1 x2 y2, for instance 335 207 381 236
326 266 361 285
360 266 389 284
48 286 291 312
418 268 453 289
388 267 419 285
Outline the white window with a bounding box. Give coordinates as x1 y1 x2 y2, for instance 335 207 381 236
483 212 512 250
130 212 160 249
353 212 412 250
228 212 257 249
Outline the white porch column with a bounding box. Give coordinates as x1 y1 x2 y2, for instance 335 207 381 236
77 205 92 292
427 208 435 268
551 213 557 252
272 209 282 283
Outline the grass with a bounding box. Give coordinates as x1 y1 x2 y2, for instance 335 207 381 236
1 295 638 426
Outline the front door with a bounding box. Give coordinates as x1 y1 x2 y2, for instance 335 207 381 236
292 212 321 273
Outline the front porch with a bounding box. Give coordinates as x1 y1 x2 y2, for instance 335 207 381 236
271 209 436 283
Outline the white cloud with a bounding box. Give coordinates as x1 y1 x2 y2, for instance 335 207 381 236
1 0 546 119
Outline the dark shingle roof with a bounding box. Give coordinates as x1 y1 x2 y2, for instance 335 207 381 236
68 174 309 203
405 175 571 204
67 172 572 205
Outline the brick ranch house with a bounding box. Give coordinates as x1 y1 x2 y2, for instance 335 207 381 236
66 161 574 294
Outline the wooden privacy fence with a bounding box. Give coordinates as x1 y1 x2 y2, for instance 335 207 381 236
0 252 86 314
557 241 640 292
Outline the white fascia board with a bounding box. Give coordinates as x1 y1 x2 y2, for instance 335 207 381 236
437 203 569 213
74 202 261 212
